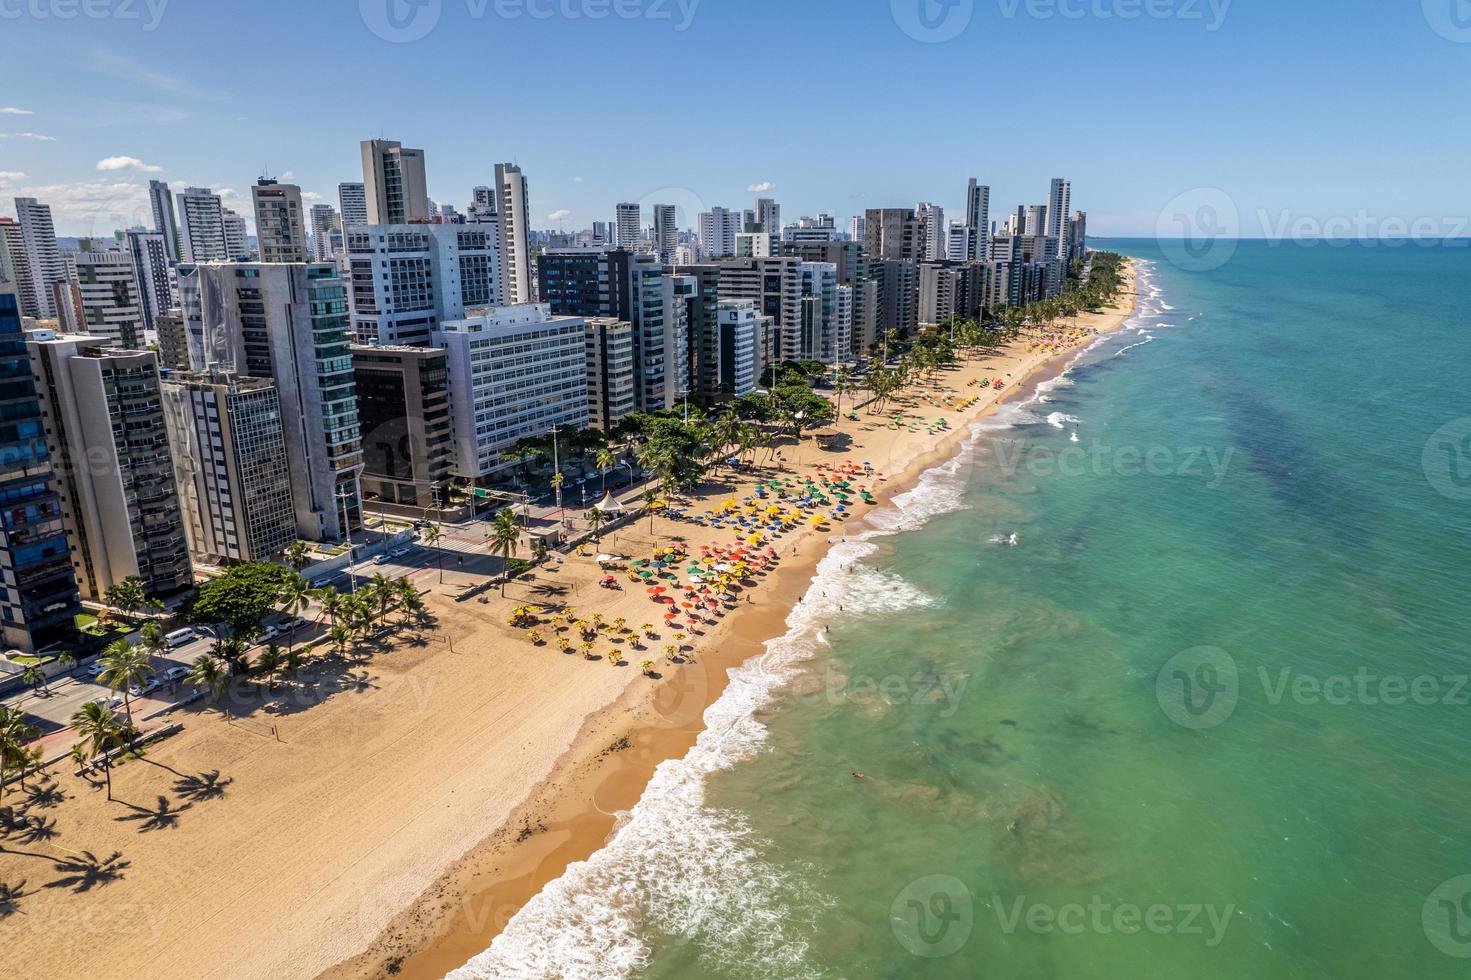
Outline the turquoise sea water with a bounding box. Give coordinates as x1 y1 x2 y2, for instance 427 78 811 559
453 241 1471 979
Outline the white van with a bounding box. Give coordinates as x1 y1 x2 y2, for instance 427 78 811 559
165 627 197 649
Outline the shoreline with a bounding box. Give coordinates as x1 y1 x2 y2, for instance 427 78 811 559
338 263 1142 980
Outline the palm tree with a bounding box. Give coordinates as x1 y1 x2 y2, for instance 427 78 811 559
316 587 344 627
641 488 660 535
329 622 352 660
595 447 616 493
138 621 167 669
277 574 314 656
20 663 47 698
394 578 421 625
421 524 445 584
255 644 284 690
0 706 39 803
72 701 128 800
488 509 521 597
587 507 605 545
369 573 395 628
97 640 154 727
184 655 232 718
284 540 312 572
55 650 77 678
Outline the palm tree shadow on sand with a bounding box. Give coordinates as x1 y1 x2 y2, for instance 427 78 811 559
115 795 193 833
43 850 130 893
174 770 232 803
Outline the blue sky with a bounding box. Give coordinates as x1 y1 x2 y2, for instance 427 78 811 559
2 0 1468 238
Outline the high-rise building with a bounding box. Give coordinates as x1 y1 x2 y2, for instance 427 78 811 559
1069 211 1088 265
946 222 971 263
755 197 781 234
697 207 739 259
124 229 173 334
433 304 588 480
176 187 228 263
72 248 144 348
360 139 429 225
916 203 946 261
0 218 36 317
0 289 81 652
13 197 62 319
872 258 918 337
918 261 985 326
221 208 249 260
1024 204 1048 238
717 299 759 396
251 178 309 263
614 203 642 250
659 274 694 411
149 179 183 263
864 208 923 262
338 182 368 228
161 372 296 564
795 261 845 363
712 255 803 361
670 263 721 403
345 223 499 346
849 215 866 244
1048 178 1072 268
156 308 188 371
652 204 679 265
352 345 453 510
964 179 990 261
310 204 341 262
182 262 363 541
584 317 636 431
494 163 532 305
27 332 191 600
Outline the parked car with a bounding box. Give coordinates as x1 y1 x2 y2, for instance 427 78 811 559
251 626 279 645
310 577 335 590
87 695 123 711
373 553 391 565
163 665 188 683
390 546 412 559
83 661 105 677
165 627 197 648
128 679 160 697
283 616 309 632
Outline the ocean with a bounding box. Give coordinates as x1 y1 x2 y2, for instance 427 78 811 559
449 240 1471 979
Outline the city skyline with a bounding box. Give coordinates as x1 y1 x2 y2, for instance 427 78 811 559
1 0 1467 237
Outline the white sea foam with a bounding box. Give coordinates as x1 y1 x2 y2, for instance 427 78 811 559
1046 411 1079 429
450 460 954 980
987 532 1020 547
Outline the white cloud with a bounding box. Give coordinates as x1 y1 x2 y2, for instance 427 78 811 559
96 155 162 173
1 179 152 236
280 171 295 180
547 209 572 221
573 176 584 183
0 171 25 182
747 181 776 193
89 46 231 101
302 191 322 202
0 107 33 116
168 180 186 191
0 132 57 142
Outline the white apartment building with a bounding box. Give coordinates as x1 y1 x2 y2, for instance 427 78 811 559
755 197 781 234
614 203 641 250
660 274 694 411
148 179 183 262
72 248 144 348
698 206 739 259
917 202 946 261
124 229 173 335
495 163 532 305
653 204 679 264
782 214 839 244
13 197 62 318
338 182 368 227
964 179 990 261
310 204 341 262
345 223 500 346
433 304 588 479
176 187 228 263
717 299 758 396
251 179 309 263
221 209 249 260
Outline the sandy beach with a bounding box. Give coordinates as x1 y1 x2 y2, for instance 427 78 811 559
0 263 1135 980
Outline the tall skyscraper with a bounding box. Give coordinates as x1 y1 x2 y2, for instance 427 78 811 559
27 332 192 601
310 204 341 262
124 229 173 334
360 139 429 225
849 215 866 245
494 163 532 305
176 187 228 263
916 203 946 261
653 203 679 264
149 179 183 263
698 207 739 259
13 197 62 318
338 181 368 227
1047 177 1072 286
0 288 81 652
221 208 249 260
756 197 781 235
351 345 453 510
182 262 364 541
344 223 500 346
161 372 296 564
964 179 990 261
864 208 923 262
615 203 641 250
0 218 37 319
72 247 144 347
250 178 309 263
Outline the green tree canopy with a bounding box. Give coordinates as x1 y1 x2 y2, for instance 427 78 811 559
189 563 297 637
